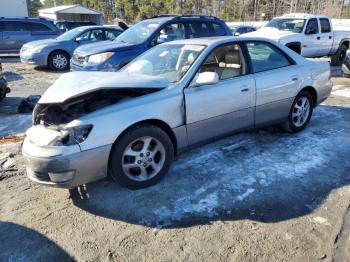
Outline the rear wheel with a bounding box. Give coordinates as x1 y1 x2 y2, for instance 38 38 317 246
48 51 70 71
331 45 347 66
109 125 174 189
283 91 314 133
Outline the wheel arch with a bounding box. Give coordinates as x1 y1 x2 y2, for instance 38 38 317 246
108 119 179 169
340 40 349 49
299 86 317 107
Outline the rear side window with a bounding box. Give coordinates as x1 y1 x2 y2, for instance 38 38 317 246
246 42 291 73
320 18 331 33
30 22 52 31
188 22 210 38
237 27 247 34
105 29 122 40
212 23 226 36
3 21 30 31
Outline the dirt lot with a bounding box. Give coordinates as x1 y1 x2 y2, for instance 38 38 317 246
0 61 350 262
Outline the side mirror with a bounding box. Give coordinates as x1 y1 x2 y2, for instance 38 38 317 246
191 72 219 87
234 32 240 36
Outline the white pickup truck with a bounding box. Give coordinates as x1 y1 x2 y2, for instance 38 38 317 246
246 13 350 65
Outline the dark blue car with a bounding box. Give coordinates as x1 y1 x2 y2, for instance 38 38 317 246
70 15 232 71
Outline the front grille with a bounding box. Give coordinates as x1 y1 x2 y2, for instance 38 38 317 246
32 171 51 182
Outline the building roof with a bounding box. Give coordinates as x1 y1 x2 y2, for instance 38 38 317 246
39 4 101 15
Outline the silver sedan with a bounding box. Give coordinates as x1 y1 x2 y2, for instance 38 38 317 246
22 37 332 189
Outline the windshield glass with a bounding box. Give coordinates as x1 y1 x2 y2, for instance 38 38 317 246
116 20 160 44
265 18 306 33
124 44 205 83
56 28 86 41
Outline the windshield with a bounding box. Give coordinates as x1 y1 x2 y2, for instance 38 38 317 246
265 18 306 33
116 20 160 44
124 44 205 83
56 28 86 41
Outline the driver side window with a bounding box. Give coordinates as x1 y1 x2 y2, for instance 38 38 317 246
199 43 247 80
305 18 319 35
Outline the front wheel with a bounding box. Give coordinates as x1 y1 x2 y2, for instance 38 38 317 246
109 125 174 189
48 51 70 71
283 91 314 133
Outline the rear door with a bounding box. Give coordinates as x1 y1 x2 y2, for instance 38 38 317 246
245 41 300 125
319 18 333 55
302 18 321 57
30 22 57 41
185 42 256 145
2 21 31 52
186 22 211 38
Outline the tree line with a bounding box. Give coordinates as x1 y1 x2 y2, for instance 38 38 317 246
27 0 349 23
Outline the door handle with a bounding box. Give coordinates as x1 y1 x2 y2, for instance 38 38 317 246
240 86 249 92
317 36 320 40
291 75 298 81
329 36 332 39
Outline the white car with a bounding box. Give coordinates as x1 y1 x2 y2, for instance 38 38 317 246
246 13 350 65
22 36 332 189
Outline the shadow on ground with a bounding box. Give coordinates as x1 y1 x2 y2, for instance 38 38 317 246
69 105 350 228
0 222 74 261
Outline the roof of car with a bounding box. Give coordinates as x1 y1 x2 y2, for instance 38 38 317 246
143 14 222 23
164 36 276 46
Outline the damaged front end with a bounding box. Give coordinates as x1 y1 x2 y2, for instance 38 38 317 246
31 88 160 146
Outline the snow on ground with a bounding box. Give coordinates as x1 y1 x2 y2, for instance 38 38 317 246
332 85 350 98
71 105 350 227
0 114 32 137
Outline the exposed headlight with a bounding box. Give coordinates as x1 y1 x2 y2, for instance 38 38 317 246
52 125 93 146
87 52 115 64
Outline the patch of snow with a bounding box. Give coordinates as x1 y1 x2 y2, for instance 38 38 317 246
332 87 350 98
0 114 32 137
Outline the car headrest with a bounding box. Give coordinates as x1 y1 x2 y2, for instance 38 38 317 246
188 52 195 64
225 51 240 64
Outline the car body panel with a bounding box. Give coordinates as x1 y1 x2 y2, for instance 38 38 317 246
23 36 333 188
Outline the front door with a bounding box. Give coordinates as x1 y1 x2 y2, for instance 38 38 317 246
184 42 256 145
302 18 322 57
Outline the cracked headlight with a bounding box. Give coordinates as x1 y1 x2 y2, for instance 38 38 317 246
87 52 115 64
52 125 93 146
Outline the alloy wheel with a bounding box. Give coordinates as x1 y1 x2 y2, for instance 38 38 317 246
52 54 67 70
121 136 166 182
292 97 310 127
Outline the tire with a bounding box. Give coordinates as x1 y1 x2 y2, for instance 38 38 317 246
331 45 347 66
48 51 70 71
283 91 314 133
109 125 174 189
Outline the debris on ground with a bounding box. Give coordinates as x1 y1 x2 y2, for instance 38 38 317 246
0 135 25 144
18 95 41 113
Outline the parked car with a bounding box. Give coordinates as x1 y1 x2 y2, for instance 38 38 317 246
0 17 60 54
230 25 256 36
0 59 10 101
20 26 123 71
23 36 332 189
54 21 97 33
70 14 232 71
245 13 350 65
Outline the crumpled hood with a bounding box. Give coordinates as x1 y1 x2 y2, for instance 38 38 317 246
39 71 169 104
74 40 136 57
245 27 297 40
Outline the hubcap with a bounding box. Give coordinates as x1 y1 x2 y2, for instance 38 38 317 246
292 97 310 127
121 136 166 182
52 54 67 69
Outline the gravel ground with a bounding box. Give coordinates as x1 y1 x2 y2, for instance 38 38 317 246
0 61 350 262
